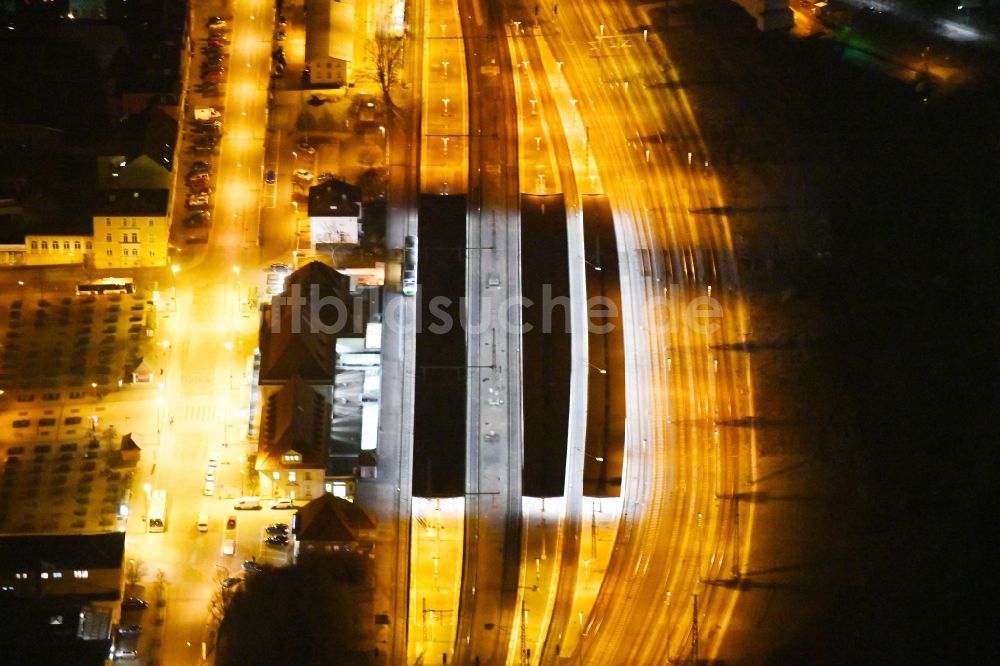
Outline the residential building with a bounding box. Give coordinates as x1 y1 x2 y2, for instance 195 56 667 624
97 106 178 191
305 0 355 86
307 177 362 247
91 189 170 268
0 532 125 665
24 233 93 266
256 375 331 501
0 188 94 267
291 492 376 559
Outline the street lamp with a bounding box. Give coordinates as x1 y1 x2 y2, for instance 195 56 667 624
665 591 673 664
143 483 152 531
588 363 607 375
441 60 449 78
239 455 246 495
155 397 163 447
171 264 179 310
233 266 242 313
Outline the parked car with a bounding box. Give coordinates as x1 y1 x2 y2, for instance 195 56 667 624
188 176 210 189
184 212 211 228
187 170 210 182
207 452 219 472
269 498 296 510
264 169 276 184
222 537 235 555
278 15 287 26
242 558 263 573
206 37 230 47
264 534 289 547
274 29 286 41
268 263 292 274
293 168 314 183
203 476 215 496
206 16 227 29
202 71 224 83
226 515 237 530
194 136 217 148
190 159 211 172
186 193 210 209
221 577 242 588
265 523 290 536
296 142 316 155
122 598 148 610
195 82 218 93
234 497 262 510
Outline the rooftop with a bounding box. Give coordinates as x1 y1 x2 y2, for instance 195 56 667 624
93 188 169 217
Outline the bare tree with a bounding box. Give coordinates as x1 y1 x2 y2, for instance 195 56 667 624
366 32 405 113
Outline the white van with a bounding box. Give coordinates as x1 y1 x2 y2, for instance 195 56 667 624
222 538 236 556
234 496 261 510
197 514 209 532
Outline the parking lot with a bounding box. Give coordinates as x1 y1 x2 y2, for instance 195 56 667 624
0 290 156 396
0 439 131 533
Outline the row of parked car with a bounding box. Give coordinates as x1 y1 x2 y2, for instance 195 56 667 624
194 19 230 97
184 156 215 229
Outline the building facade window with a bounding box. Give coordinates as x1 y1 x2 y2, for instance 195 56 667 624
30 241 37 250
63 241 70 250
132 249 138 256
41 241 47 250
131 233 138 243
106 218 111 225
288 471 297 484
121 234 128 243
106 249 113 257
106 234 112 242
74 241 81 250
73 570 88 579
86 242 92 250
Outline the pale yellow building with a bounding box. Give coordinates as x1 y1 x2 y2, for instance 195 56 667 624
91 189 169 269
24 234 93 266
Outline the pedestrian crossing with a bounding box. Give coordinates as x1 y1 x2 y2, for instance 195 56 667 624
175 399 225 424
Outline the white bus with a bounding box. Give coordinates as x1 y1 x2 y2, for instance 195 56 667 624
148 489 167 532
76 277 135 295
